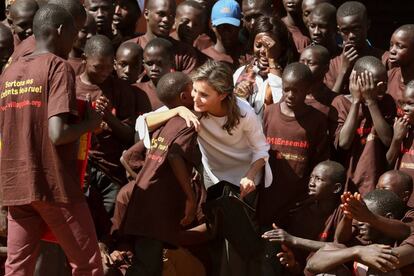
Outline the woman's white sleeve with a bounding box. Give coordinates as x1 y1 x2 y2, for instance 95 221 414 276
135 106 169 149
267 73 283 103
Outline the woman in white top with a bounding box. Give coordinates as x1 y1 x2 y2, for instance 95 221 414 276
140 59 271 198
233 15 299 118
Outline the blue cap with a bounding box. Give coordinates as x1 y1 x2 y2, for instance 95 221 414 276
211 0 241 27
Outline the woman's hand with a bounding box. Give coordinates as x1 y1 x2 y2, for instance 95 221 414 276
240 177 256 199
177 106 200 131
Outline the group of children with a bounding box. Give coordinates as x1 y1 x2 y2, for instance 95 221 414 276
1 0 414 275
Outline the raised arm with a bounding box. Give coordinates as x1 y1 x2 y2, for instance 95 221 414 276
387 117 409 167
360 71 393 147
338 71 362 150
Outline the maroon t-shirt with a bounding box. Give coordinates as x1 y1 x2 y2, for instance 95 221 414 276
329 94 396 195
67 57 85 76
258 103 329 226
0 53 81 205
7 35 36 66
76 76 150 184
128 35 199 74
121 116 201 245
282 17 311 53
134 81 164 111
324 47 386 93
395 130 414 207
305 85 338 117
387 67 405 101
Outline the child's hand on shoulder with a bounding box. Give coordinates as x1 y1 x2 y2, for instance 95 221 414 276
393 117 409 142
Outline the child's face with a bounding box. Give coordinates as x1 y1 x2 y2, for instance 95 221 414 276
282 75 308 109
73 16 97 52
337 14 368 50
308 165 336 200
308 13 334 46
400 87 414 124
85 0 115 34
113 0 140 31
302 0 319 27
115 48 142 83
377 174 409 203
59 23 78 59
182 82 195 109
85 55 114 84
242 1 266 33
191 80 226 114
174 6 205 44
143 47 173 83
283 0 302 15
10 9 36 41
389 30 414 68
254 32 282 68
214 24 240 49
145 0 175 37
300 49 328 80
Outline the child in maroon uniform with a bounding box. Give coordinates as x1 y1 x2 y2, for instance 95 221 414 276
387 81 414 206
136 38 175 111
128 0 199 74
387 25 414 101
300 45 338 116
258 62 329 228
77 35 149 234
306 189 406 275
329 56 395 196
114 41 143 84
281 0 311 53
67 13 97 76
326 1 387 93
0 4 102 275
120 72 201 276
7 0 87 66
9 0 38 46
307 3 341 59
262 160 345 274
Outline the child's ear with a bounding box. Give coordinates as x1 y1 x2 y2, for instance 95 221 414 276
385 212 395 220
402 190 411 203
81 53 87 63
143 8 150 21
333 183 343 194
57 24 63 36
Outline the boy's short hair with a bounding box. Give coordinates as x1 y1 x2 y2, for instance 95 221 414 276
303 45 330 64
283 62 313 83
146 0 175 11
84 34 114 58
144 37 174 62
156 72 191 105
317 160 346 185
310 2 336 26
10 0 39 16
364 189 406 220
32 4 73 39
117 41 143 58
178 0 204 12
48 0 86 29
353 56 386 76
337 1 367 19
